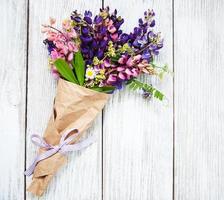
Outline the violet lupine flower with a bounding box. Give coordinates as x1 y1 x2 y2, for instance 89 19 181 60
84 11 93 24
71 7 124 65
94 15 103 24
71 10 82 22
43 40 56 54
120 9 163 63
119 33 129 44
43 8 164 91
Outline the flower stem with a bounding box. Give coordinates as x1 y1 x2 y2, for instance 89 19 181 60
42 25 64 35
135 43 151 55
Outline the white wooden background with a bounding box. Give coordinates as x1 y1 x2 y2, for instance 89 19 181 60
0 0 224 199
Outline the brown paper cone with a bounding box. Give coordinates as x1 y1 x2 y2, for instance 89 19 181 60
27 79 109 196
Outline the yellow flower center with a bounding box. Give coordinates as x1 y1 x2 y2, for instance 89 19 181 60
87 71 93 76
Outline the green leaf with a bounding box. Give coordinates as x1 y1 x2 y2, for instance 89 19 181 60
154 90 164 101
110 55 120 63
72 51 85 86
54 59 78 84
127 79 165 101
91 86 115 93
158 71 164 80
101 86 115 93
129 82 135 90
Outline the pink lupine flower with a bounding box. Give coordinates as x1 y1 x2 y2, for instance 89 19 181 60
99 82 105 87
117 66 125 72
111 33 118 41
103 60 111 68
137 59 149 69
41 26 50 33
62 19 72 30
67 42 74 51
105 19 113 27
51 50 63 60
126 57 134 67
41 18 55 33
132 68 139 77
51 67 60 79
133 54 141 61
118 55 128 64
67 41 78 52
49 17 56 25
73 45 79 52
126 74 131 80
118 72 126 80
107 74 117 84
108 25 116 33
47 32 57 41
67 52 74 61
66 30 78 39
60 46 69 55
55 34 67 43
108 19 113 26
125 68 133 75
93 66 100 73
118 58 124 64
55 40 64 49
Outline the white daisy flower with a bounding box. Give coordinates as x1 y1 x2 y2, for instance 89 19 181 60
85 68 96 80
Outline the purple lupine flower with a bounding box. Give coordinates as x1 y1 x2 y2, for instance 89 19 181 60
71 10 82 22
94 15 103 24
81 46 89 54
43 39 56 54
103 59 110 68
80 35 93 43
114 81 123 90
100 40 108 48
71 7 163 89
71 16 81 22
84 10 92 17
84 10 92 24
96 50 104 59
142 49 151 61
150 19 155 27
81 26 89 35
119 33 129 44
99 26 107 35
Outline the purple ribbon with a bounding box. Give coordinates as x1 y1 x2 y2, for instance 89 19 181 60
24 128 96 176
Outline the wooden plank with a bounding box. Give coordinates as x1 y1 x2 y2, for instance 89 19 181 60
174 0 224 199
0 0 27 199
103 1 173 199
26 1 102 199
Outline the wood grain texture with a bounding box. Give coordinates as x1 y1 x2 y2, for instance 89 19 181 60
2 0 224 199
174 0 224 199
0 0 27 199
103 1 173 199
26 1 102 199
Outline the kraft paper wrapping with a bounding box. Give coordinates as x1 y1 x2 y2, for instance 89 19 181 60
27 79 110 196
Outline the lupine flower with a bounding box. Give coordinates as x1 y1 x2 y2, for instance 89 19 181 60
107 74 117 84
43 8 165 93
51 67 60 79
84 11 93 24
42 18 79 79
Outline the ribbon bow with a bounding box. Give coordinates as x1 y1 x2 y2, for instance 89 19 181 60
24 128 96 176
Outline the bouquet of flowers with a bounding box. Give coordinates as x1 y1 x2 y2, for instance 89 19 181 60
25 7 168 196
